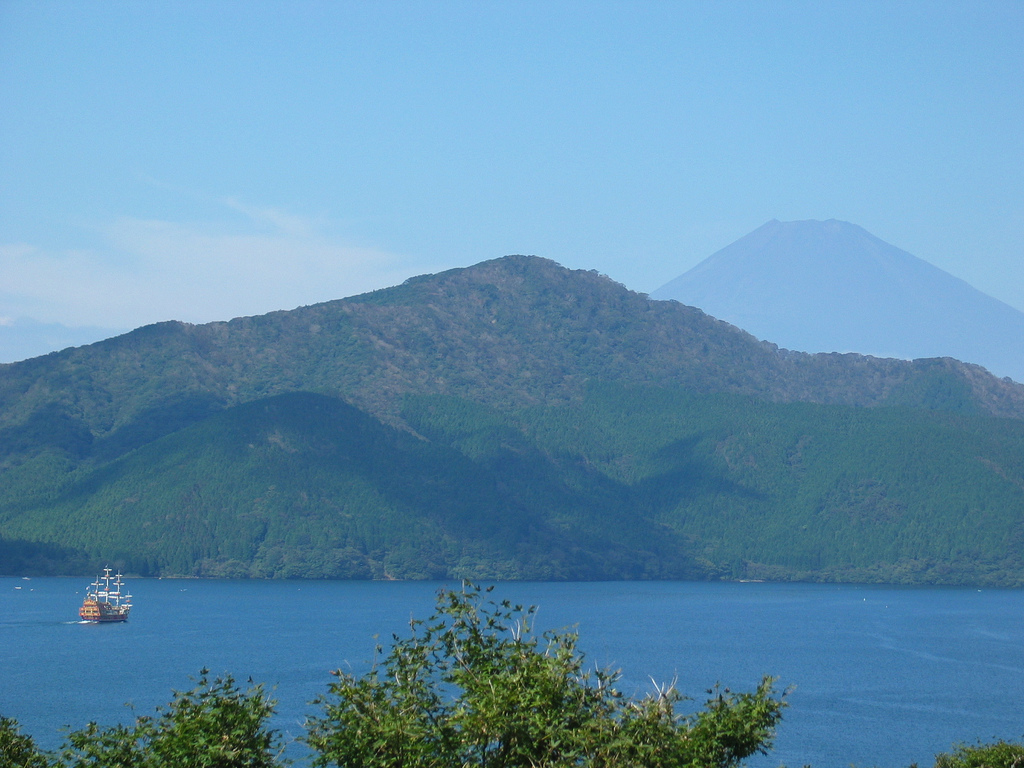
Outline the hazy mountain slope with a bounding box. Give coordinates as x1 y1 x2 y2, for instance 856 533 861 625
651 219 1024 383
2 255 1023 446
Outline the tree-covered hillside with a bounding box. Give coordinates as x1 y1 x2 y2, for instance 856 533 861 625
469 384 1024 584
3 384 1023 584
2 256 1023 439
1 256 1023 582
0 392 696 580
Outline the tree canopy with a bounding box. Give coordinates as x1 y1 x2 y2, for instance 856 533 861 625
305 583 785 768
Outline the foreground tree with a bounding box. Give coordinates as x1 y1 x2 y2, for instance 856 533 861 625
58 670 285 768
0 715 52 768
305 583 786 768
934 739 1024 768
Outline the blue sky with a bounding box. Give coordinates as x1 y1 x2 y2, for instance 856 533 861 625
2 1 1022 340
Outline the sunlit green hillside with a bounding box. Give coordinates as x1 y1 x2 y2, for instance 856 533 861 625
2 256 1023 582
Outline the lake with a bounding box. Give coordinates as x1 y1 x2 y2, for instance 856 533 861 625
1 578 1022 766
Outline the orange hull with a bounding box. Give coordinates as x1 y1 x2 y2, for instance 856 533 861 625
79 598 130 622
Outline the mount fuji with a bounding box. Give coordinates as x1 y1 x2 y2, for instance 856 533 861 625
651 219 1024 383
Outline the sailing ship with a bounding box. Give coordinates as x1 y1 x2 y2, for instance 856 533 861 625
79 567 132 622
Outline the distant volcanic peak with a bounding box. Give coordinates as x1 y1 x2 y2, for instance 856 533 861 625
705 219 919 282
652 219 1024 383
748 217 851 238
760 218 872 253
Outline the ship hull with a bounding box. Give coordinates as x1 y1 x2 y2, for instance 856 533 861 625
80 614 129 623
79 599 130 623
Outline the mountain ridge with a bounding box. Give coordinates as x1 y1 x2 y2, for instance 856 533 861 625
2 254 1023 583
4 254 1024 436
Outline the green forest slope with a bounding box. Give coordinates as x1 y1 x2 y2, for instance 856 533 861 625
1 256 1023 582
3 385 1023 584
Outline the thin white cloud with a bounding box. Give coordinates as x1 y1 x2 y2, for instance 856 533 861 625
0 208 415 329
221 198 320 239
0 243 121 323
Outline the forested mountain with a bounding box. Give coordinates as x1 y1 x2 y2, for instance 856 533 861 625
2 255 1023 583
651 219 1024 383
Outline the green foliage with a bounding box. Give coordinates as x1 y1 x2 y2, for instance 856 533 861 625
305 583 786 768
0 715 52 768
58 670 285 768
934 739 1024 768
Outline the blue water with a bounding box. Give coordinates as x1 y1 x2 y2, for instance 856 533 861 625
1 579 1022 767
